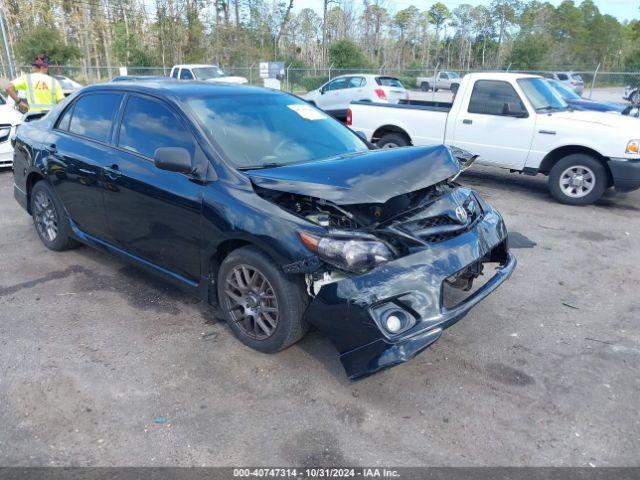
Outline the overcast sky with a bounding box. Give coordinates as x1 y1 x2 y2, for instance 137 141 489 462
292 0 638 23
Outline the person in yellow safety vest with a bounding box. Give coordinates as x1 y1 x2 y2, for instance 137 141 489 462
5 55 65 113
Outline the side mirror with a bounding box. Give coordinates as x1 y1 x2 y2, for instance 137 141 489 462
154 147 193 174
319 87 325 94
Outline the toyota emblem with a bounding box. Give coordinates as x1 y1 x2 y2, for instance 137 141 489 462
455 206 468 223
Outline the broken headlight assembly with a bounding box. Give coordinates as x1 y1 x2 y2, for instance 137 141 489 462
298 232 395 274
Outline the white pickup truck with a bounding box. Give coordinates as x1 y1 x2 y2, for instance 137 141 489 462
349 72 640 205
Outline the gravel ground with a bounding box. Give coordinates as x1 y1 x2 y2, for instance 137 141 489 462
0 166 639 467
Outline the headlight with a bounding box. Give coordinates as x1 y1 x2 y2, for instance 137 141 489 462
299 232 394 273
626 140 640 155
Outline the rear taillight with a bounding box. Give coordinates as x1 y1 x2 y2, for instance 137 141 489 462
346 108 352 126
374 88 387 100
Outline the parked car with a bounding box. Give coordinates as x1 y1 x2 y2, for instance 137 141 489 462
170 64 248 84
416 71 461 92
546 79 626 114
304 74 408 120
624 85 640 105
111 75 168 82
12 81 515 378
52 75 82 96
550 71 584 96
0 94 25 168
349 72 640 205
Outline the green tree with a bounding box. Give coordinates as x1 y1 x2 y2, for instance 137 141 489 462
428 2 451 65
15 26 81 65
328 40 369 68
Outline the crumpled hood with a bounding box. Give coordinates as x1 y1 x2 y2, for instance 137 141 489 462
245 144 459 205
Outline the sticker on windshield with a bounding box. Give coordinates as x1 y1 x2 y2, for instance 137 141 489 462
287 104 328 120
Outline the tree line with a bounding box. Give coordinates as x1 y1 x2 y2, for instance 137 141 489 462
2 0 640 81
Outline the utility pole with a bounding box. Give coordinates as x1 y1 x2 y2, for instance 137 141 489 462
0 2 14 78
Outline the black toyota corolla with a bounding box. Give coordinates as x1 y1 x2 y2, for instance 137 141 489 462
12 81 516 378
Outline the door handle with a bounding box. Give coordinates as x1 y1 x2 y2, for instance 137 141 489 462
103 164 122 179
462 119 473 125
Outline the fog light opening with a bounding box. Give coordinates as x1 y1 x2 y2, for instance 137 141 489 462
385 314 402 333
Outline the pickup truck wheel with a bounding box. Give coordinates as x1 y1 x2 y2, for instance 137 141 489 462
217 246 309 353
631 91 640 105
377 133 410 149
420 82 430 92
548 154 607 205
30 181 79 251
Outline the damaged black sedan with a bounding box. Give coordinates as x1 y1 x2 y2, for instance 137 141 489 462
12 81 516 378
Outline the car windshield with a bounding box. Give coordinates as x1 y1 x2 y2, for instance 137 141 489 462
547 79 581 101
192 67 226 80
448 72 460 78
517 78 568 112
187 93 368 169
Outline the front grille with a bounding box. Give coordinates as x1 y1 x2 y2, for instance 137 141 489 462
393 193 481 245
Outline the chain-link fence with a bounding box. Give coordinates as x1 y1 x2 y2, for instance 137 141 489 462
9 64 640 105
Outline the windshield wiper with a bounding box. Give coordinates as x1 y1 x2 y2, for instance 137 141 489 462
536 105 564 113
237 162 284 171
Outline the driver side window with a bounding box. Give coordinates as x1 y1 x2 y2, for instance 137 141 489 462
468 80 527 116
180 69 194 80
325 78 347 91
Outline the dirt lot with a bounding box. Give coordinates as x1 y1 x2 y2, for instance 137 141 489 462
0 166 639 467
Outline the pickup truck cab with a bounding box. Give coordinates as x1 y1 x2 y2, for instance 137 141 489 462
350 72 640 205
170 64 248 84
416 71 461 92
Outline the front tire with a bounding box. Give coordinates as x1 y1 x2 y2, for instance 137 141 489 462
30 181 79 251
377 132 410 149
217 246 309 353
548 154 607 205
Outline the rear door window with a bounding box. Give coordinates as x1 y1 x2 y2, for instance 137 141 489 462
68 93 123 143
347 77 365 88
468 80 526 116
117 95 196 160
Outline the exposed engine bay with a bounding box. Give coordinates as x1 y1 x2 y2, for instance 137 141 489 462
256 179 487 294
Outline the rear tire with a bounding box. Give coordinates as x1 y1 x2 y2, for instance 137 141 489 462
631 91 640 105
420 82 430 92
377 133 410 149
30 181 79 251
548 154 607 205
217 246 309 353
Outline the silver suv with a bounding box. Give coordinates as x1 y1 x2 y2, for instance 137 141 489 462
551 72 584 96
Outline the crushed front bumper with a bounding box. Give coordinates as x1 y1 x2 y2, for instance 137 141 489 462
304 207 516 379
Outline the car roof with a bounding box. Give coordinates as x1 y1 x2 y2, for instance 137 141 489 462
79 81 276 100
172 64 220 69
465 72 540 81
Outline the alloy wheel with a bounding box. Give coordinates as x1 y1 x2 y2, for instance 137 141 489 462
559 165 595 198
381 142 399 149
223 265 279 340
33 190 59 242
